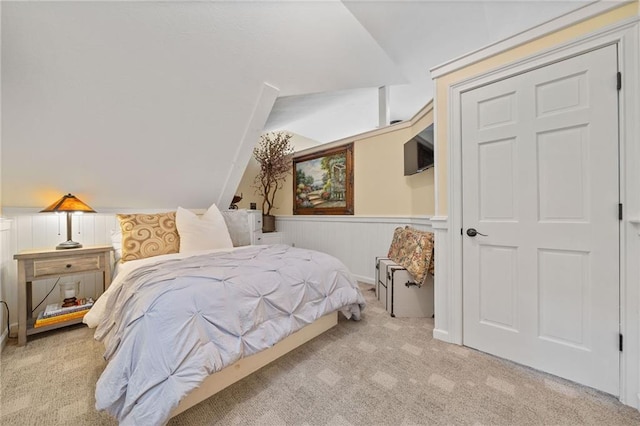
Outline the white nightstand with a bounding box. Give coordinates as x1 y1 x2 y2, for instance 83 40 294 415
246 211 286 245
259 232 284 245
247 210 263 245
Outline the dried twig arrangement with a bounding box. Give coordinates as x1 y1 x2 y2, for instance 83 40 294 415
253 131 294 216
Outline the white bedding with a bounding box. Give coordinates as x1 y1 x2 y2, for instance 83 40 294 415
83 246 240 328
86 244 365 425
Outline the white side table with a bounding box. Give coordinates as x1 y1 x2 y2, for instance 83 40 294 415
259 232 284 245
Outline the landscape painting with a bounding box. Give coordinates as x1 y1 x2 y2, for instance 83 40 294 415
293 143 354 215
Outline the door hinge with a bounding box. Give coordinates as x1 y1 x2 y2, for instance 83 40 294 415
461 228 463 235
619 203 623 220
617 72 622 90
619 333 623 352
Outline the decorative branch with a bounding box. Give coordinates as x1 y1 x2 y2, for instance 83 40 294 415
252 131 294 216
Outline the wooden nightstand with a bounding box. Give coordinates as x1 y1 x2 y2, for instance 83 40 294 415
13 245 113 346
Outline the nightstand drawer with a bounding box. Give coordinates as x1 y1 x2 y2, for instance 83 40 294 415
33 255 101 278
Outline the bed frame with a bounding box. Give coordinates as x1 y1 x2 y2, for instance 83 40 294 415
170 311 338 418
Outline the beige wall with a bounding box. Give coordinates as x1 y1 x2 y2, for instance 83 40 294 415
236 104 435 216
355 109 434 216
434 1 639 215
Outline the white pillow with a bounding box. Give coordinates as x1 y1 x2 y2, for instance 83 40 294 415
110 229 122 263
221 209 251 247
176 203 233 253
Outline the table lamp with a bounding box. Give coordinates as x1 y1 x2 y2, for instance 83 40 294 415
40 193 96 249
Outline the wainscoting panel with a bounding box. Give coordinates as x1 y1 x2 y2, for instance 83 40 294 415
1 219 13 347
275 216 432 284
2 211 432 338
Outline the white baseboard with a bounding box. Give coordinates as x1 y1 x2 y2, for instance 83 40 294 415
352 274 374 285
433 328 452 343
0 321 18 350
0 322 34 348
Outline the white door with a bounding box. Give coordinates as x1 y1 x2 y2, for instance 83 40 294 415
462 44 619 395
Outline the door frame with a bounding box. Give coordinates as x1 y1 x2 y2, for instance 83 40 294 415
440 19 640 408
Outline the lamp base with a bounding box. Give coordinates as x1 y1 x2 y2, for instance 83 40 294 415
56 240 82 250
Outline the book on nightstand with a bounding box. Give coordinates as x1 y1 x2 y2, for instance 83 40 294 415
34 309 91 328
42 298 94 319
33 298 94 328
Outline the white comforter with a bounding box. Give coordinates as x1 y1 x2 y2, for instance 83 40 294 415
86 244 365 425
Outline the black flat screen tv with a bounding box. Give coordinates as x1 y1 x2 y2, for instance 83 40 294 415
404 124 434 176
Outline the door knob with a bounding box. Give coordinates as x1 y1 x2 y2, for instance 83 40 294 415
466 228 488 237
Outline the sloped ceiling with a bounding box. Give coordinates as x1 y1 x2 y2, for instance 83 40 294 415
267 0 592 143
1 0 591 209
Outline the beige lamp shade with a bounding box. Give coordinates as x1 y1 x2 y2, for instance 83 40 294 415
41 193 96 249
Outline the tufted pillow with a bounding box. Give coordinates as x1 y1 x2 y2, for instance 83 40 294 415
221 209 251 247
176 204 233 253
387 227 406 261
395 226 434 284
117 212 180 262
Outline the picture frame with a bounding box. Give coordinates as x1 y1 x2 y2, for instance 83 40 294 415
293 143 354 215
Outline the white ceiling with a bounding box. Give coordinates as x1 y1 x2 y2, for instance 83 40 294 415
266 0 594 143
1 0 594 209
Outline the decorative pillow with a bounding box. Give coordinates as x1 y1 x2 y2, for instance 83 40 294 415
394 226 435 284
176 203 233 253
387 227 406 261
110 229 122 263
427 235 435 276
221 209 251 247
117 212 180 262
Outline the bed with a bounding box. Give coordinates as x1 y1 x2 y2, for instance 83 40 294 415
84 206 365 425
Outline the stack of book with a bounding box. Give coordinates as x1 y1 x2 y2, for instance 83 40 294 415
34 298 94 328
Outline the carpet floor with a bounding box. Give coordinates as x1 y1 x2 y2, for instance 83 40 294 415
1 283 639 425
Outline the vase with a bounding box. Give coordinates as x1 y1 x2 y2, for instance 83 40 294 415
262 214 276 233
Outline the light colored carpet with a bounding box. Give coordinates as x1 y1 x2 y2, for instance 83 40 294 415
2 283 639 425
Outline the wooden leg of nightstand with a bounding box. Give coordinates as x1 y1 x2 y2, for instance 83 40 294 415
26 281 33 320
17 264 27 346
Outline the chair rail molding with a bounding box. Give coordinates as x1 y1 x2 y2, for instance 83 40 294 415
429 216 449 230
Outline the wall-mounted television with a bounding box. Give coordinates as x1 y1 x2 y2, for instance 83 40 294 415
404 124 434 176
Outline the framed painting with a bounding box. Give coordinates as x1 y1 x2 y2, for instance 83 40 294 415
293 143 354 215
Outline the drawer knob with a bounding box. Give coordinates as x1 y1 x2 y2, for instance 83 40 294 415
66 264 72 268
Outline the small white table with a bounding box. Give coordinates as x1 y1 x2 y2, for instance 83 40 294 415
258 232 284 245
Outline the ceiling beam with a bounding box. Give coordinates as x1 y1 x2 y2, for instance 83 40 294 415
217 82 280 211
378 85 390 127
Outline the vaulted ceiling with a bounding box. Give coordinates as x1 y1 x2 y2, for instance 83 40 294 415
266 0 593 143
1 1 591 209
